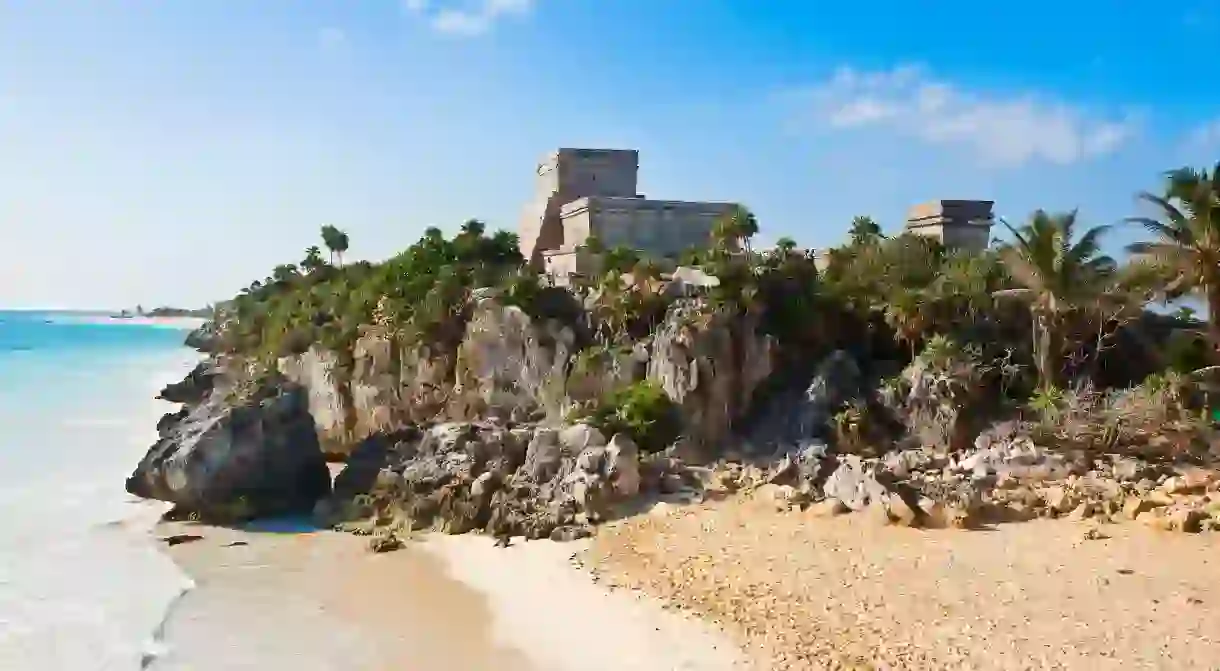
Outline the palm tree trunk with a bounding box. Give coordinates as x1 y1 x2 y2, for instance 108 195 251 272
1035 312 1058 390
1208 283 1220 366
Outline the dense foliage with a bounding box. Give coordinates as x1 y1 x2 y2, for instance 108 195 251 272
216 162 1220 432
222 221 532 362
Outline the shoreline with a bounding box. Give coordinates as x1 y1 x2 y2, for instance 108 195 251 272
147 520 749 671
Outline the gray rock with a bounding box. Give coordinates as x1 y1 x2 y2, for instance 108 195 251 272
522 428 562 481
126 380 332 520
605 433 642 498
822 457 887 511
559 423 607 452
648 299 775 450
746 350 860 450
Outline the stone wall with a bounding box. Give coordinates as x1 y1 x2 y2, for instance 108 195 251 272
903 199 995 254
559 196 735 258
518 149 640 266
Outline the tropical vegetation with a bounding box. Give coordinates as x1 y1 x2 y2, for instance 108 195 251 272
214 164 1218 449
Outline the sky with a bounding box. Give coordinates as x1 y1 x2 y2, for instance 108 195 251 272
1 0 1218 310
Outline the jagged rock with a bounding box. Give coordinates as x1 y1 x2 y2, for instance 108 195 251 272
453 299 573 420
1167 507 1207 533
349 331 402 438
1113 457 1152 482
953 436 1070 481
157 362 218 405
279 347 351 457
561 423 607 452
184 321 220 353
604 433 641 498
822 457 887 511
648 299 775 450
521 428 563 481
369 532 405 553
126 379 332 520
883 447 936 479
1042 485 1078 515
747 350 861 451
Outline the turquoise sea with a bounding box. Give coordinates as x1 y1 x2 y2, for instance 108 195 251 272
0 311 202 670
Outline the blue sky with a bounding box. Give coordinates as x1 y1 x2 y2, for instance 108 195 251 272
1 0 1218 309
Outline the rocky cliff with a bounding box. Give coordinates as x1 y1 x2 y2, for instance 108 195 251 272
131 272 1220 542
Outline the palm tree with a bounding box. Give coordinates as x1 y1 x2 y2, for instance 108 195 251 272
272 263 300 284
320 225 350 266
460 219 486 237
849 215 883 247
994 209 1116 390
711 206 759 255
1126 163 1220 361
301 246 325 273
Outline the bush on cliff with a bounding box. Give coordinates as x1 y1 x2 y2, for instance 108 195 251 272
574 380 681 453
223 222 531 362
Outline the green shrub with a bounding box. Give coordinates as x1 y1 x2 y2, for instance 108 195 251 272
574 380 681 453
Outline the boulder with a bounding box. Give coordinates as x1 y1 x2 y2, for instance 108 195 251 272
156 361 218 405
822 456 887 511
184 321 220 353
604 433 642 498
126 380 332 520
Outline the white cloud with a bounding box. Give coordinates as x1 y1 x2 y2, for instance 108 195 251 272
805 65 1139 167
406 0 535 37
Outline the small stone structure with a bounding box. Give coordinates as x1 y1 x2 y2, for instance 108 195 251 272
903 200 995 253
518 148 736 283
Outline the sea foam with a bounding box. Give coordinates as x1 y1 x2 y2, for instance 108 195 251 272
0 313 200 670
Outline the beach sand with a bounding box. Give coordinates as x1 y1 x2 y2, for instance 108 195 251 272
150 520 748 671
585 494 1220 670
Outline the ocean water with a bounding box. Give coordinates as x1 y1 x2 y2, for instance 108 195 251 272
0 311 203 670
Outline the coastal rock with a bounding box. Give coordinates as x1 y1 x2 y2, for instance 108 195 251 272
648 299 775 450
452 299 573 420
746 350 861 452
605 433 642 498
278 347 352 458
183 321 220 353
156 361 218 405
349 331 402 439
319 420 627 541
126 379 332 520
822 456 887 511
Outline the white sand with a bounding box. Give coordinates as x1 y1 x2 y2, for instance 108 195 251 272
425 534 751 671
151 522 748 671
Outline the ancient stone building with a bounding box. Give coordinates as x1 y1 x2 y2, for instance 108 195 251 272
517 148 736 281
902 200 995 253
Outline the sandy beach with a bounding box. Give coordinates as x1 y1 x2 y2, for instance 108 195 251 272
149 519 748 671
585 494 1220 670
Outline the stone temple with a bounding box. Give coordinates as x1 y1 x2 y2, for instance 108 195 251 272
902 199 995 252
518 148 737 282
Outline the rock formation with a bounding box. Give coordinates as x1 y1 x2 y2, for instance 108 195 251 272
127 372 332 521
131 264 1220 546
